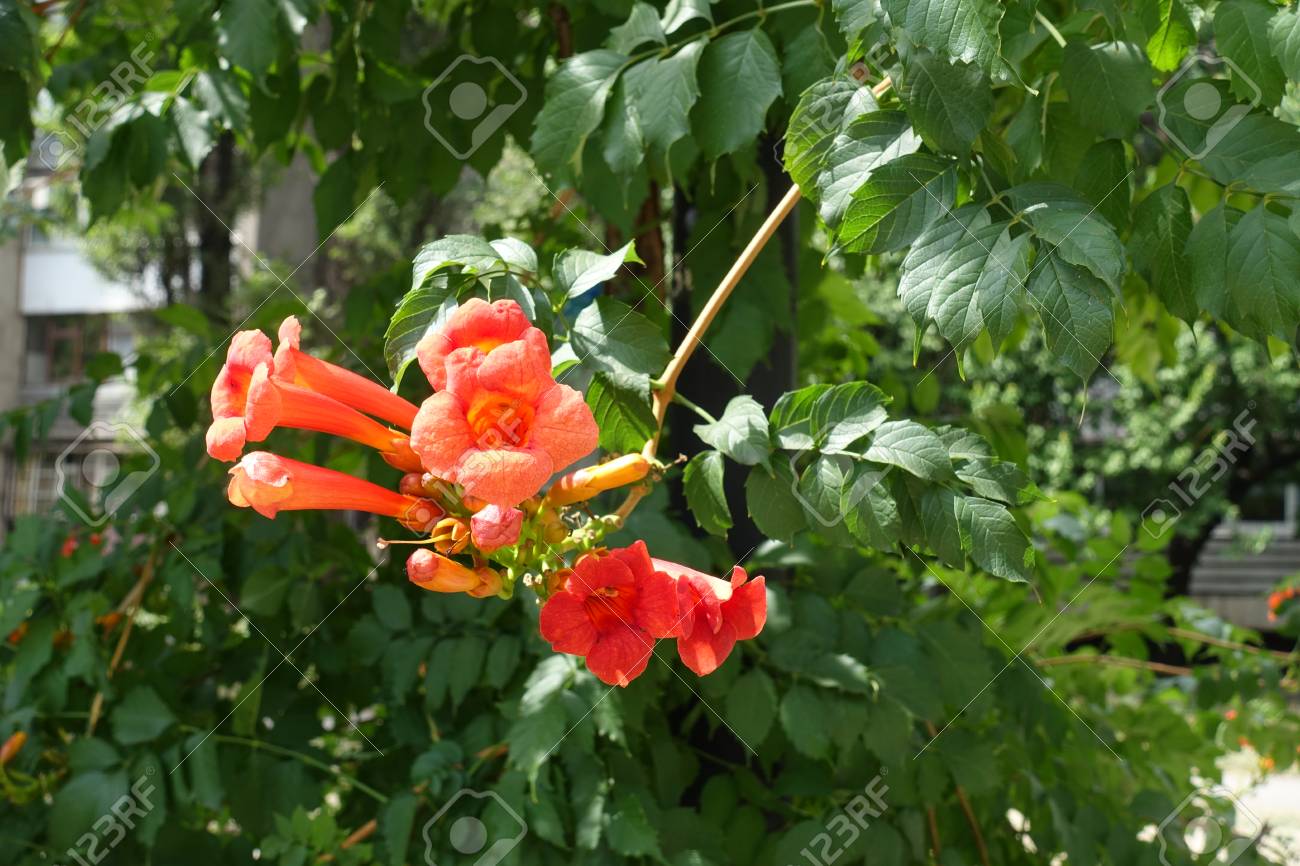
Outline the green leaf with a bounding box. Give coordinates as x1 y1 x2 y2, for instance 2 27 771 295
531 50 627 179
899 51 992 154
771 384 831 450
779 685 831 759
484 635 522 689
505 698 566 785
1011 184 1125 293
217 0 280 77
490 237 538 277
110 686 177 745
898 204 1011 351
693 396 771 465
383 270 476 385
1147 0 1195 72
692 29 782 159
843 464 900 548
571 297 671 397
816 110 922 228
626 40 706 168
955 456 1040 505
684 450 732 537
587 372 657 452
379 793 418 866
745 462 807 543
1059 40 1154 138
833 0 883 46
724 668 777 747
782 75 879 194
448 635 487 707
1270 4 1300 82
882 0 1007 76
1073 139 1132 235
977 228 1032 350
837 153 957 254
609 2 666 54
1027 256 1113 380
811 381 889 451
1129 183 1195 322
955 495 1032 581
411 235 505 290
607 794 664 858
49 770 130 850
372 584 412 632
1157 81 1300 194
0 1 36 74
554 240 643 299
1215 0 1285 105
661 0 713 34
918 484 964 568
601 75 645 180
1187 203 1241 319
240 569 292 618
1224 204 1300 343
864 420 955 481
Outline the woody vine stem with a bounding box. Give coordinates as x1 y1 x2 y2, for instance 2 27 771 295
616 77 895 522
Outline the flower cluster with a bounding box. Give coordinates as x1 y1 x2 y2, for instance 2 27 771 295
206 298 767 682
1268 585 1298 622
538 541 766 686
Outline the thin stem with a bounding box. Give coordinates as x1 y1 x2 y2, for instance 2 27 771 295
1034 10 1068 47
88 542 163 736
672 391 717 424
925 720 990 866
185 728 390 803
1035 655 1192 676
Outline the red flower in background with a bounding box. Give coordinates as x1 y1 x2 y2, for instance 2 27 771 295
539 542 677 686
410 301 597 506
653 558 766 676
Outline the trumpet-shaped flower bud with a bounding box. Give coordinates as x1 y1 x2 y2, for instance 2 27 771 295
206 330 275 461
538 541 677 686
546 454 652 506
653 558 767 677
406 549 502 598
227 452 442 531
273 317 419 429
470 504 523 553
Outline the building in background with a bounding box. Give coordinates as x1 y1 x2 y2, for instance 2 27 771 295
0 174 158 530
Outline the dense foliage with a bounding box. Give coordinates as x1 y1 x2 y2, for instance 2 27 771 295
3 0 1300 864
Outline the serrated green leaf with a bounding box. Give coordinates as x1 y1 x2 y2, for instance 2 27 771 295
838 153 957 254
833 0 883 45
661 0 713 34
1129 183 1195 322
383 270 477 386
372 584 412 632
782 75 879 193
843 463 900 548
882 0 1007 76
587 372 656 452
411 235 504 290
1225 204 1300 343
1147 0 1195 72
745 463 807 543
779 685 831 759
607 794 663 858
554 240 643 299
811 381 889 451
609 1 666 54
694 396 770 465
865 420 954 481
955 456 1040 505
1270 4 1300 81
1010 184 1125 293
571 297 671 396
692 29 782 159
110 686 176 745
217 0 279 77
1187 202 1242 320
626 40 706 169
977 227 1033 350
725 668 777 747
899 51 992 154
955 495 1032 581
684 450 732 537
816 110 922 228
1027 255 1113 380
531 50 627 179
1215 0 1285 105
1059 40 1154 138
484 635 522 689
1073 139 1132 234
771 383 832 450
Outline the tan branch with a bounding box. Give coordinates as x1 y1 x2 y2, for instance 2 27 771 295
87 544 162 735
924 720 989 866
1035 655 1192 676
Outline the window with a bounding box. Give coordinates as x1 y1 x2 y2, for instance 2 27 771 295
23 315 109 385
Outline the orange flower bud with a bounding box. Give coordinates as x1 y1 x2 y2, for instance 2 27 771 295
431 517 471 554
6 622 28 646
0 731 26 766
546 454 651 506
96 612 124 637
407 550 501 598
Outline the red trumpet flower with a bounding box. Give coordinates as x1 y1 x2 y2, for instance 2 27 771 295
227 452 442 530
653 558 767 677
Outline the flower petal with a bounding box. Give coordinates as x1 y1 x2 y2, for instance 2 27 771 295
410 391 476 478
677 621 738 677
586 626 654 687
723 576 767 641
455 447 552 507
633 568 680 639
539 592 598 656
474 329 554 401
530 383 598 472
